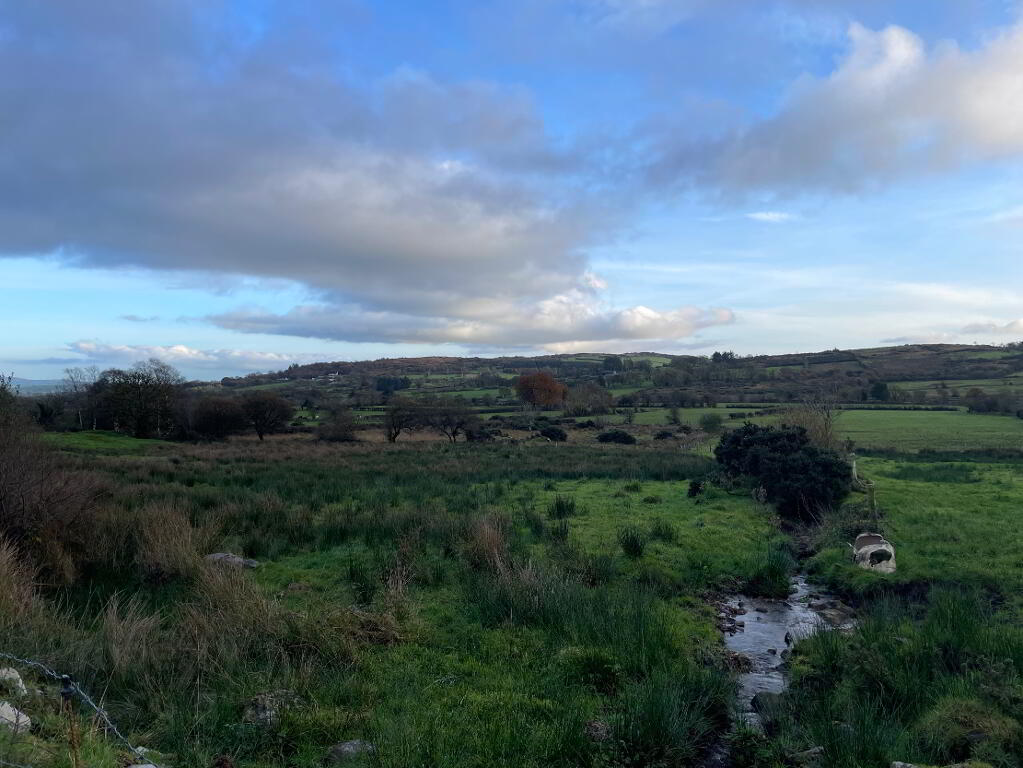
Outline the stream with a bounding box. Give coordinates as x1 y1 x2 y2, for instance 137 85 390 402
703 574 857 766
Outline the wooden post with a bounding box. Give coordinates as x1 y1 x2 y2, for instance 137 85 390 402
61 675 82 768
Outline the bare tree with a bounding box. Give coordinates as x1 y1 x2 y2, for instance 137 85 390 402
62 365 100 430
241 391 295 441
782 393 840 451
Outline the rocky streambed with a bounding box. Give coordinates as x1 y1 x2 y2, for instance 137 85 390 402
702 575 857 767
718 574 857 728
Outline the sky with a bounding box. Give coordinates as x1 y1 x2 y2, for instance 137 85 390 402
2 0 1023 380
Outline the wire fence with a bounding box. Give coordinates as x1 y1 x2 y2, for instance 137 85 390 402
0 651 157 767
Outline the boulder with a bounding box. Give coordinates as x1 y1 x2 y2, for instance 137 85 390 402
0 700 31 733
324 739 376 763
243 689 300 727
0 668 27 697
205 552 260 569
853 532 896 574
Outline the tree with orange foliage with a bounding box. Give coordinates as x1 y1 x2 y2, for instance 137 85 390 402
514 372 567 409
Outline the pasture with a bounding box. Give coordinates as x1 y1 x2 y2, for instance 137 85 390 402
5 404 1023 767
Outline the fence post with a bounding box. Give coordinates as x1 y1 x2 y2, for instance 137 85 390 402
60 675 82 768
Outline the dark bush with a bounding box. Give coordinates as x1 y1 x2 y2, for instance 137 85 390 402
654 430 675 440
714 423 851 520
539 426 568 442
598 429 637 445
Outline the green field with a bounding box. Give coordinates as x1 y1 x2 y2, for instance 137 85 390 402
9 403 1023 767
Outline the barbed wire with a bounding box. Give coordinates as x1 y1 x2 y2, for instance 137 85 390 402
0 651 155 766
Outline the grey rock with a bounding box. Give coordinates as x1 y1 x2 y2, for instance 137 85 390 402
789 746 823 764
243 689 300 727
325 739 376 763
206 552 260 569
0 668 27 697
0 700 31 733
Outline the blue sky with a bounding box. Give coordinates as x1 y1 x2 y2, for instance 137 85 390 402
2 0 1022 379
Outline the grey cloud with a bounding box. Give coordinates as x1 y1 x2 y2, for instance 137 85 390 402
120 315 160 323
0 0 634 341
961 319 1023 335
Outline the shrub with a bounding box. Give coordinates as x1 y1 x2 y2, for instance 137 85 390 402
714 423 852 520
598 429 636 445
0 409 106 581
317 406 358 442
539 426 568 442
548 495 578 519
698 413 724 433
654 430 675 440
618 526 647 559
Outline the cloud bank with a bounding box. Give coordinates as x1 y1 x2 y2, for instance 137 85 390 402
63 341 324 372
0 1 727 350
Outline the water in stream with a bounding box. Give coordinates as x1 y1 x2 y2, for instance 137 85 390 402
703 575 856 766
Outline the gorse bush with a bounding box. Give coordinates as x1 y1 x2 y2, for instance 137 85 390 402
539 425 568 442
714 422 852 520
598 429 636 445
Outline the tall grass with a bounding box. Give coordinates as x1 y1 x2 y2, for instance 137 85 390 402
772 588 1023 767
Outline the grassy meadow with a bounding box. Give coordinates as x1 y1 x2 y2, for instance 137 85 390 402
3 402 1023 767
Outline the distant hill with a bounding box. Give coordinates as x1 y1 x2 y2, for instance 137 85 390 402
215 343 1023 407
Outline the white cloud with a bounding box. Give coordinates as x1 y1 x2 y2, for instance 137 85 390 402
654 18 1023 193
746 211 796 223
209 290 734 348
64 341 325 372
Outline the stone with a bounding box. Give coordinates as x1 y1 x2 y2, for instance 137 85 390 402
789 746 824 764
0 668 27 697
324 739 376 763
206 552 260 569
0 700 31 733
584 719 612 742
243 689 300 727
853 532 896 574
